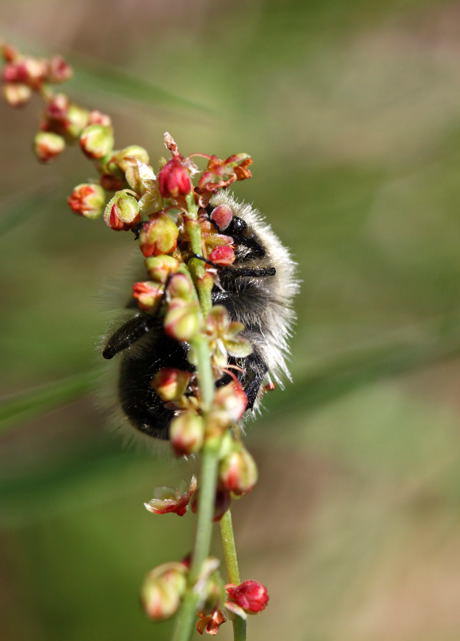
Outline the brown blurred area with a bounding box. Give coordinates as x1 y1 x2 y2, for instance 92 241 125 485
3 1 460 640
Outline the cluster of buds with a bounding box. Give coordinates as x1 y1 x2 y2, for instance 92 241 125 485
2 44 269 637
141 553 268 636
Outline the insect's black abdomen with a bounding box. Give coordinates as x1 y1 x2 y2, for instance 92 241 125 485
118 330 192 439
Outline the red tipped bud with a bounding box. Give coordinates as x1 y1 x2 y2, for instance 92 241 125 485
141 562 187 621
80 124 114 159
47 55 72 83
209 245 235 266
104 190 140 230
145 255 179 283
3 83 31 107
152 368 192 403
170 410 204 456
132 281 164 311
67 183 105 219
167 273 195 301
213 380 248 422
219 443 257 496
139 214 179 257
210 204 234 231
164 300 200 341
158 157 192 198
226 580 269 614
34 131 65 162
87 109 112 127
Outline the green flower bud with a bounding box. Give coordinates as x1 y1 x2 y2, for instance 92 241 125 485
170 410 205 456
145 255 179 283
139 213 179 257
104 190 140 230
80 124 114 159
34 131 65 162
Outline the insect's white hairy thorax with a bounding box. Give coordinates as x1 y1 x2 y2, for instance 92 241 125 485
210 191 299 390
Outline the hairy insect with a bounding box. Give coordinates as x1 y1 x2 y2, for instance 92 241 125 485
102 191 298 440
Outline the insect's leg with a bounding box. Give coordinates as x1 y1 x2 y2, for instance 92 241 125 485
103 313 157 359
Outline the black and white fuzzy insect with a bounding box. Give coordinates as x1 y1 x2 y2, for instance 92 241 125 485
102 191 298 441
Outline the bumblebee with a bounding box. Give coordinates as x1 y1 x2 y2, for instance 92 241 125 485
102 191 298 440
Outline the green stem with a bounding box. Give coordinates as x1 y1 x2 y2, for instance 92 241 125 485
171 443 220 641
220 510 247 641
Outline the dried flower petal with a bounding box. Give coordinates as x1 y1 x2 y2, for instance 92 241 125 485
144 476 197 516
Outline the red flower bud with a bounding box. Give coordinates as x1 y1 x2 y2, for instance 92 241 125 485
219 443 257 496
209 245 235 266
226 580 269 614
67 183 105 219
3 83 31 107
132 281 164 311
210 204 233 231
34 131 65 162
170 410 204 456
158 157 192 198
47 55 73 83
139 214 179 257
104 190 140 230
80 124 114 159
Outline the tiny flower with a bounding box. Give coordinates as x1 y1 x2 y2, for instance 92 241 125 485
132 281 164 311
196 609 226 636
144 475 197 516
219 443 258 496
87 109 112 127
226 580 269 614
166 273 195 301
198 153 253 193
103 190 140 230
158 157 192 198
80 124 114 159
204 305 252 369
170 410 204 456
209 245 235 266
213 380 248 423
114 145 150 171
164 299 200 341
46 55 72 83
145 255 179 283
210 204 234 231
139 214 179 257
3 83 31 107
125 161 161 214
152 368 193 403
34 131 65 162
67 183 105 219
141 562 187 621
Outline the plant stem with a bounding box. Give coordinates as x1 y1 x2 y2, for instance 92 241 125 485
220 510 247 641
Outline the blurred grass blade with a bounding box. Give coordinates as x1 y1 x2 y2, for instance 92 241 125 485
268 330 460 418
0 369 99 434
70 53 214 115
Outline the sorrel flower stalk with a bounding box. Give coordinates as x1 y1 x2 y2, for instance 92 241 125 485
1 43 270 641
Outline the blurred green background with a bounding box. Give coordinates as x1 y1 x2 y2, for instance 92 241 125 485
2 1 460 639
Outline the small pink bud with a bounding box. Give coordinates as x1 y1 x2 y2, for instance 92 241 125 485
210 204 233 231
47 55 73 83
152 368 192 403
158 157 192 198
209 245 235 266
67 183 105 220
34 131 65 162
164 300 200 341
213 380 248 422
226 580 269 614
132 281 164 311
87 109 111 127
170 410 204 456
139 214 179 257
80 124 114 159
103 190 140 230
196 609 226 635
3 83 31 107
141 562 187 621
219 444 258 496
145 255 179 283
